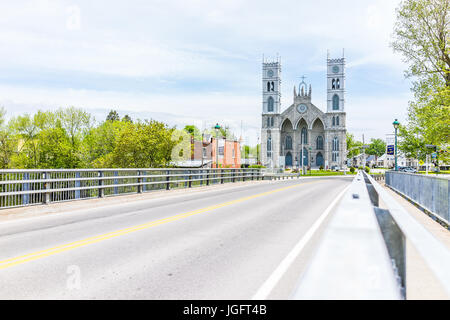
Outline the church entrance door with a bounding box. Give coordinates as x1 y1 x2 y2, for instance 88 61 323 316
285 152 292 167
316 152 324 167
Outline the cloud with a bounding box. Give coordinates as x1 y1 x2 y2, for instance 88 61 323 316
0 0 411 145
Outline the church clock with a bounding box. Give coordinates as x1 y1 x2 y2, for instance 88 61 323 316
297 104 308 113
267 69 274 77
332 65 339 73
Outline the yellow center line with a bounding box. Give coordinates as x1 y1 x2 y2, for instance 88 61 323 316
0 180 317 270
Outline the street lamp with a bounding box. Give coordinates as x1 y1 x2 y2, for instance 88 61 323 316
214 123 221 169
393 119 400 171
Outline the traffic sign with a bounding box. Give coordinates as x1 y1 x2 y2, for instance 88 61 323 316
432 152 437 159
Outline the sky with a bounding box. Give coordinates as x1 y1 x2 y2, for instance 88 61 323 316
0 0 413 146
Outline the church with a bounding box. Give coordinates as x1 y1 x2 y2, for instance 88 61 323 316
260 53 347 170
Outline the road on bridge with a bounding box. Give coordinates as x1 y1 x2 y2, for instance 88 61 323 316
0 177 351 299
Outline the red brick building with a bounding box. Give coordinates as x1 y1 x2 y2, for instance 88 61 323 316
211 137 241 168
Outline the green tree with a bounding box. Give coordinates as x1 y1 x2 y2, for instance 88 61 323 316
81 119 129 168
106 110 120 121
122 114 132 123
398 124 428 160
346 133 363 159
110 120 176 168
0 107 16 168
183 125 202 140
366 138 386 162
391 0 450 163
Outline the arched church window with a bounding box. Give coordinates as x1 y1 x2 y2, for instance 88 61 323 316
268 97 274 112
266 117 270 127
336 78 340 89
316 136 323 150
332 137 339 151
301 127 308 144
332 116 335 126
271 81 275 91
267 82 270 92
332 79 335 90
332 137 339 162
267 137 272 157
270 117 274 127
285 135 292 150
336 116 339 126
332 94 339 110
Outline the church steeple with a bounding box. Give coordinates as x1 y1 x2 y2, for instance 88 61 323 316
294 76 312 102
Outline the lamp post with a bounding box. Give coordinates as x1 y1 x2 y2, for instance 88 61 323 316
393 119 400 171
214 123 221 169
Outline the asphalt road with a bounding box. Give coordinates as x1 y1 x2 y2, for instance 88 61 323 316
0 177 351 299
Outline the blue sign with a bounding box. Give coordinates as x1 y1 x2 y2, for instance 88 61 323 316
432 152 437 159
387 145 394 155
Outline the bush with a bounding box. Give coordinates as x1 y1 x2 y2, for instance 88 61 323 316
249 164 266 168
364 166 370 173
350 166 355 173
291 168 299 173
319 165 324 170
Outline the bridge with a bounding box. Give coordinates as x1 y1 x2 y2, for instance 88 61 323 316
0 168 448 299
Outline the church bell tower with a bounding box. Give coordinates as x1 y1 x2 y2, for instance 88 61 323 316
327 52 345 112
261 57 281 168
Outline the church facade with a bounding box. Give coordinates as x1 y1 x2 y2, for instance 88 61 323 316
261 54 347 169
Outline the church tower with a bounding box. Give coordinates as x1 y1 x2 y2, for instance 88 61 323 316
327 52 345 112
261 57 281 168
325 50 347 170
262 59 281 114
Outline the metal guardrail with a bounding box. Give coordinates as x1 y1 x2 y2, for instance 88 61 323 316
385 171 449 225
370 173 385 182
292 170 450 299
0 168 263 209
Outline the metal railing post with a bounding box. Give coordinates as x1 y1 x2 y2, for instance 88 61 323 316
114 171 118 194
23 172 29 205
75 171 81 199
44 172 50 204
137 170 142 193
188 170 192 188
98 171 104 198
166 170 170 190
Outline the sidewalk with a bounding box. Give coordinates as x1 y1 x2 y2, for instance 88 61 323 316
382 183 450 300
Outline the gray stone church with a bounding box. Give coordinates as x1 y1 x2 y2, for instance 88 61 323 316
261 53 347 169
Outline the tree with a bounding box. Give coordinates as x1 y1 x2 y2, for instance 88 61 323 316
346 133 363 159
366 138 386 162
391 0 449 85
0 107 16 168
391 0 450 164
110 120 176 168
183 125 202 140
398 124 428 160
106 110 120 121
122 114 132 123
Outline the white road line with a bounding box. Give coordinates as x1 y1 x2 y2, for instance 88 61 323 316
252 184 350 300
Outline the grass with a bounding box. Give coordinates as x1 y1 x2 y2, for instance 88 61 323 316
417 170 450 175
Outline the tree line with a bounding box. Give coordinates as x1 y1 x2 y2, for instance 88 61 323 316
391 0 449 163
0 108 177 169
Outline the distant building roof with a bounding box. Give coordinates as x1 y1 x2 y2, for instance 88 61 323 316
171 160 212 168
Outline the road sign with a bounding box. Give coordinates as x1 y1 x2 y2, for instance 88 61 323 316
387 145 394 155
432 152 437 159
419 160 424 165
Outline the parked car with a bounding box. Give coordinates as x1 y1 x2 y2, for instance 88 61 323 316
400 166 417 173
